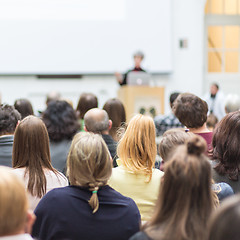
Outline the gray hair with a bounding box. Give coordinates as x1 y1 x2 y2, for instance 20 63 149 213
84 108 109 133
225 94 240 113
133 50 144 59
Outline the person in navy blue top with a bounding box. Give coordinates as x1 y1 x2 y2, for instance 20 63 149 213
32 132 140 240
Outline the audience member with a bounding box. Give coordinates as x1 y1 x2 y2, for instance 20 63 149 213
208 195 240 240
14 98 34 119
12 116 68 210
130 136 215 240
32 132 140 240
42 100 80 173
76 93 98 130
159 129 233 202
203 83 225 121
0 104 21 167
212 111 240 193
103 98 126 142
173 92 213 157
115 51 146 86
0 166 35 240
159 128 193 170
109 114 164 221
84 108 117 167
224 94 240 113
46 91 61 105
154 92 184 137
206 114 218 131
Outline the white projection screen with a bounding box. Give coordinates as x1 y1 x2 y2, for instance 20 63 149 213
0 0 172 74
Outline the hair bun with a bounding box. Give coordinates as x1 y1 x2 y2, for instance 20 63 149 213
187 135 207 155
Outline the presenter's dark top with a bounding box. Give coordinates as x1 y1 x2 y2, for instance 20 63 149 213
120 67 145 86
32 185 141 240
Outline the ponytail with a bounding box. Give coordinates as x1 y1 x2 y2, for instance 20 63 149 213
88 182 103 213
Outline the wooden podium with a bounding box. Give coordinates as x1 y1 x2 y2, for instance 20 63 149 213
118 86 165 122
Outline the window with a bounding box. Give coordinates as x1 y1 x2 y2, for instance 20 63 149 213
206 0 240 73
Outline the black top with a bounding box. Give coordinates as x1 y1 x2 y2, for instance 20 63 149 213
0 135 14 167
101 134 118 167
212 160 240 193
120 67 145 86
49 139 72 174
32 185 141 240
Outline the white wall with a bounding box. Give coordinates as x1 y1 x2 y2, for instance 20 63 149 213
158 0 207 113
0 0 207 115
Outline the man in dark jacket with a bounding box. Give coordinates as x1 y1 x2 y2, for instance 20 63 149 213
84 108 117 167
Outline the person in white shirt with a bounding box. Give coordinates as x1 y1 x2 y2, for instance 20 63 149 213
12 116 68 210
203 83 225 121
0 166 35 240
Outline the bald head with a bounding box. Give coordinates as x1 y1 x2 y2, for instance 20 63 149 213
46 91 61 105
84 108 110 134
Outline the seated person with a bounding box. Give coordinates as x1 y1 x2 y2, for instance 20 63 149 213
154 92 184 137
103 98 126 142
206 114 218 131
14 98 34 119
32 132 140 240
173 93 213 158
76 93 98 130
109 114 164 221
0 166 35 240
224 94 240 114
13 116 68 210
208 195 240 240
212 111 240 193
115 51 146 86
84 108 118 167
0 104 21 167
159 128 233 202
42 100 80 173
130 136 216 240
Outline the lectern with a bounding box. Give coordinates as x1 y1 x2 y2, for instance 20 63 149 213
118 86 165 122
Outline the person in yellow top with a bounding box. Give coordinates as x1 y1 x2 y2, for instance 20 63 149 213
108 114 164 221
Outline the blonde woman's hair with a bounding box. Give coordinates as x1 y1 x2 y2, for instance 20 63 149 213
67 132 112 213
0 166 28 236
117 114 156 181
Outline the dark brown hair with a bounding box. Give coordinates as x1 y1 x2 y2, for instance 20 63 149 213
42 100 80 142
12 116 57 198
144 135 214 240
212 111 240 181
0 104 21 135
208 195 240 240
14 98 34 119
76 93 98 119
103 98 126 141
173 93 208 128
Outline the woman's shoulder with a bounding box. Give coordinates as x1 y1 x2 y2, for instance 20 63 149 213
45 169 68 187
152 168 164 179
12 167 27 177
